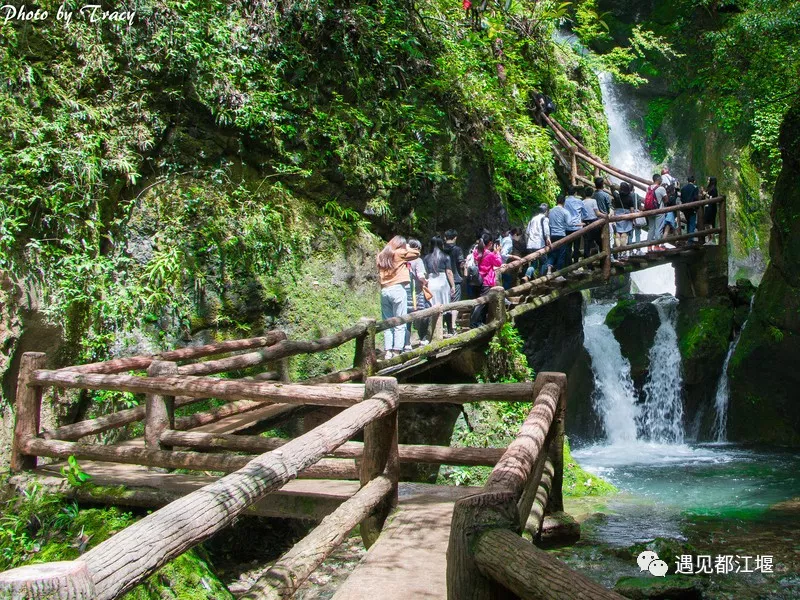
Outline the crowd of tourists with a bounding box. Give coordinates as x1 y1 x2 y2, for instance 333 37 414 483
376 170 720 358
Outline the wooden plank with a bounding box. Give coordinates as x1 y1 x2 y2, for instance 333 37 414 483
331 485 482 600
160 432 505 466
189 404 296 434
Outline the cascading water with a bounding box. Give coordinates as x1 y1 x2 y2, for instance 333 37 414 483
582 303 639 443
712 298 753 441
640 297 684 443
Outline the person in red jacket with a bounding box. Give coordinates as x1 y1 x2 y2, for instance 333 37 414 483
469 233 503 328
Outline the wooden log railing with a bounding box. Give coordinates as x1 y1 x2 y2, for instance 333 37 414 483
4 358 574 599
446 372 623 600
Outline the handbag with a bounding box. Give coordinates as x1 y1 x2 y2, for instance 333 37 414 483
423 286 433 302
634 216 647 228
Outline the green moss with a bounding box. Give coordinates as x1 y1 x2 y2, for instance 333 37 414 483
563 437 617 497
483 323 534 383
604 298 636 330
643 98 672 164
678 305 734 362
276 233 381 381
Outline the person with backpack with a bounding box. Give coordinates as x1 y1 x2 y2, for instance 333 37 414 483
377 235 420 359
468 233 503 328
524 203 550 279
564 186 585 264
581 185 606 260
644 174 668 250
680 175 700 244
613 181 636 253
443 230 465 336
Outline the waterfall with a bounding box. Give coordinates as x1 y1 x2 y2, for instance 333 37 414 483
582 303 639 443
712 298 754 441
640 297 684 443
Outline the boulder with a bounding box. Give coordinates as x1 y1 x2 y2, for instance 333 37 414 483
605 295 660 385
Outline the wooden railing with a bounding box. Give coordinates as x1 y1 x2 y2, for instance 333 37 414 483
3 345 557 599
446 373 624 600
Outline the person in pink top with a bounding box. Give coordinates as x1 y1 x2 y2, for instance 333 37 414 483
469 233 503 327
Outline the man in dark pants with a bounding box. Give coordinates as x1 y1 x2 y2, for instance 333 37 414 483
443 229 465 335
546 195 571 273
564 186 585 264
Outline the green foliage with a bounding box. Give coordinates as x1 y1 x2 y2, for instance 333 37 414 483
60 456 92 489
0 485 232 598
483 322 534 383
643 98 672 164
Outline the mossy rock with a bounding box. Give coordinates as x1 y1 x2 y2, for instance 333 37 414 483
614 575 704 600
624 538 699 573
605 296 660 378
676 300 734 368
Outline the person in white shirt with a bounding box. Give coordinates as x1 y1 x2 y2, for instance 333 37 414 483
525 203 550 279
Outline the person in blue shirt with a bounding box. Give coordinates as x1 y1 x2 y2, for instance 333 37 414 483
546 195 571 272
563 186 585 264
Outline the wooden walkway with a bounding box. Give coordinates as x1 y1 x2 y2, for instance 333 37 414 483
331 484 480 600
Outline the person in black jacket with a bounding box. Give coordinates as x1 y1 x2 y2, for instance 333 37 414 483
443 229 465 336
680 175 700 243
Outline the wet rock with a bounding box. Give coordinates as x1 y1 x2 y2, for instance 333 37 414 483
729 98 800 446
605 295 660 385
534 511 581 548
614 575 705 600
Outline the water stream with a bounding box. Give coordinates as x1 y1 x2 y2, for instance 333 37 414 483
566 63 799 597
639 297 684 444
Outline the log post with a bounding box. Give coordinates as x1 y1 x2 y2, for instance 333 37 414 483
487 286 506 325
11 352 47 472
145 360 177 451
431 312 444 342
601 221 611 280
353 317 376 378
359 376 399 549
718 195 727 248
277 357 290 383
447 491 519 600
0 561 96 599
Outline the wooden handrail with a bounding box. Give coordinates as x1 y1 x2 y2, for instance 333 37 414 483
33 386 398 600
63 331 288 375
447 374 569 600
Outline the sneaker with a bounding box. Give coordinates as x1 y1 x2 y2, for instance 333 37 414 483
420 340 430 346
403 345 413 352
384 351 395 360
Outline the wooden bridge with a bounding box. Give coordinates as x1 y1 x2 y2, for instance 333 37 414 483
0 111 728 599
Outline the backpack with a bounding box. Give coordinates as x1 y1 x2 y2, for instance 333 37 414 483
644 185 658 211
466 252 483 287
665 183 678 207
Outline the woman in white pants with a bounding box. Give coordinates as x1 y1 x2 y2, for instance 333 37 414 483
377 236 420 359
